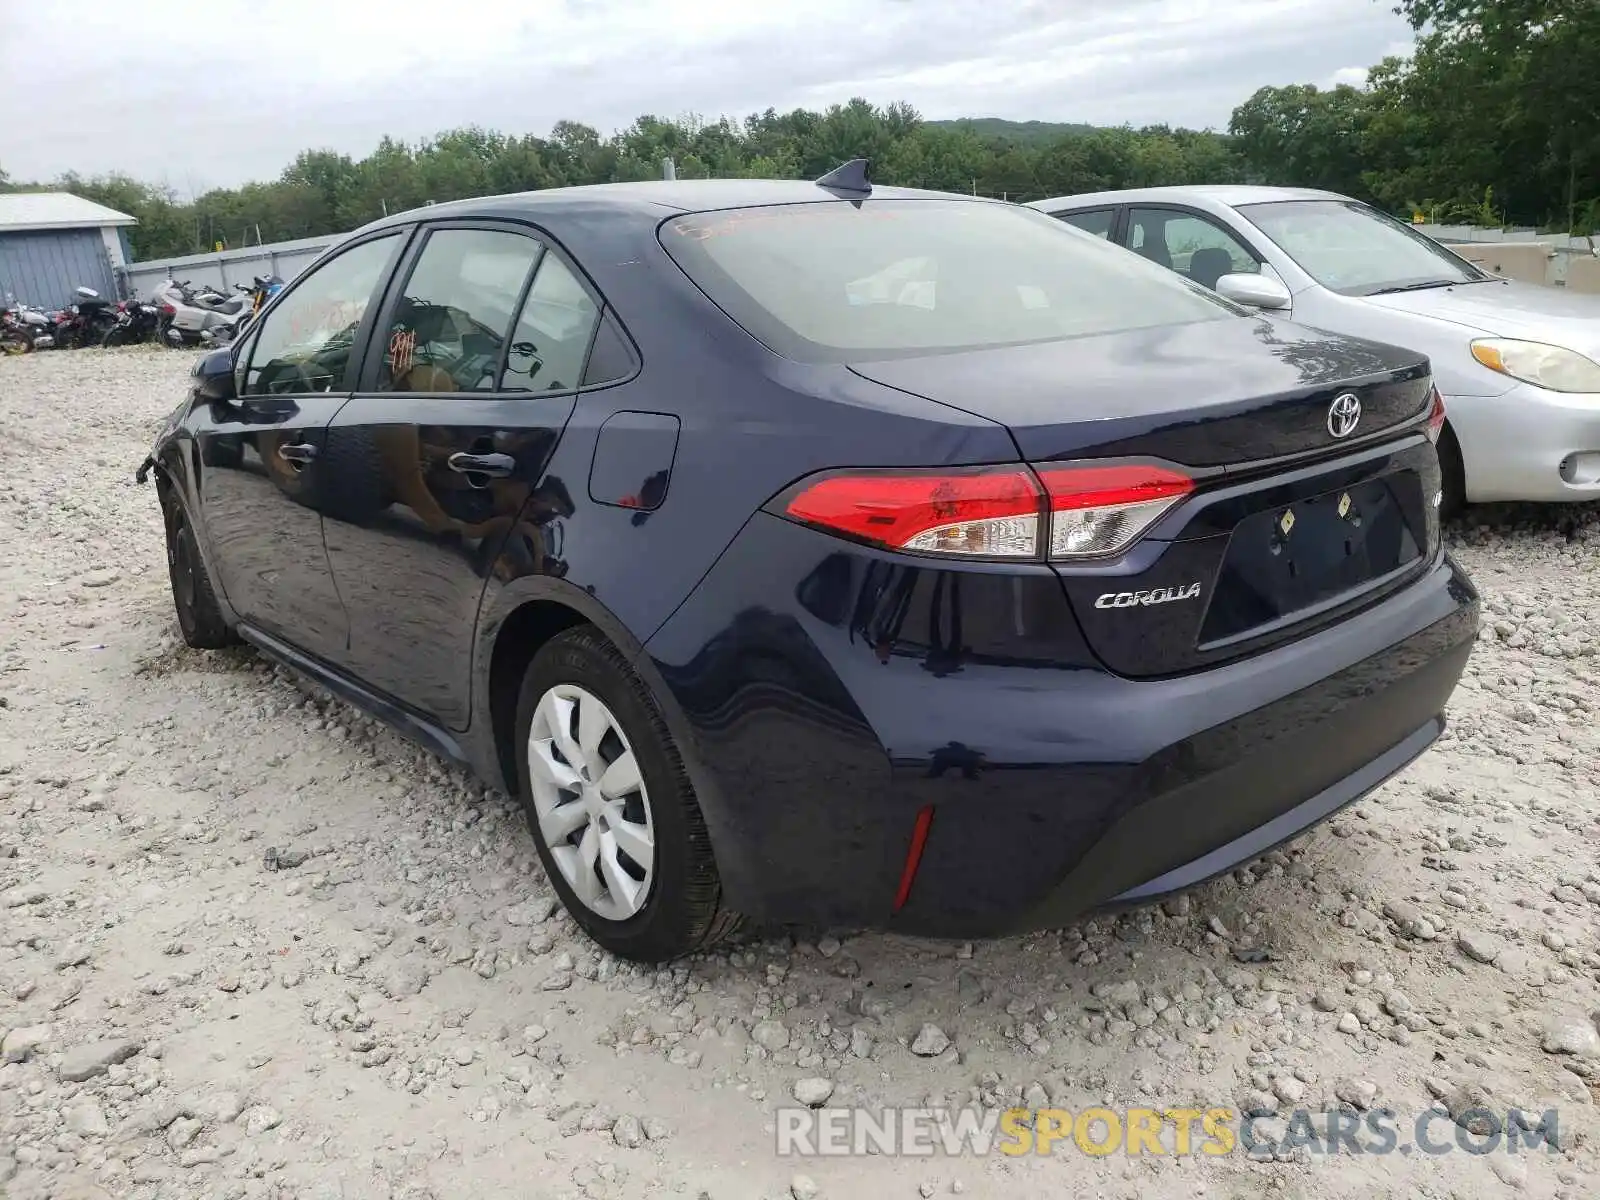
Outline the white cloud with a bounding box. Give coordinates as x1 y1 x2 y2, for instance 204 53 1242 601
0 0 1416 193
1327 66 1372 86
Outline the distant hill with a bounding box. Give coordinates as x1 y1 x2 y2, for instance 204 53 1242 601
928 118 1098 144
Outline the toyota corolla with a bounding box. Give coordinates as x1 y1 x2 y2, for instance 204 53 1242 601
138 167 1479 962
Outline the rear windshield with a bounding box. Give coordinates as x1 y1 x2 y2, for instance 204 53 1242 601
660 199 1236 363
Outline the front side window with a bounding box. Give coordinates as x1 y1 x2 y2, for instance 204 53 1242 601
243 234 400 396
379 228 542 392
501 255 601 392
1238 199 1487 296
660 200 1235 364
1127 208 1260 290
1057 208 1114 239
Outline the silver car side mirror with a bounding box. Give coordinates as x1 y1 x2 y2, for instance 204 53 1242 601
1216 273 1292 310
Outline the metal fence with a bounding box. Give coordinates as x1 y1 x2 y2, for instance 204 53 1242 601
117 233 338 299
118 207 1600 301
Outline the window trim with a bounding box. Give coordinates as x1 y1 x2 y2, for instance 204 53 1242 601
1120 204 1266 276
354 216 641 398
234 227 413 399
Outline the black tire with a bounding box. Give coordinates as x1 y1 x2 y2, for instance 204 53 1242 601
161 490 239 649
101 326 126 348
514 626 740 962
1437 423 1466 521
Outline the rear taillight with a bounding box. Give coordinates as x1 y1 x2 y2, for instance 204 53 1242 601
1424 385 1446 444
1035 464 1193 558
160 303 176 316
782 466 1042 558
777 461 1194 561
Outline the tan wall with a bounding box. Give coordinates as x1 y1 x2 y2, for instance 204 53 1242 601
1567 257 1600 295
1451 242 1553 284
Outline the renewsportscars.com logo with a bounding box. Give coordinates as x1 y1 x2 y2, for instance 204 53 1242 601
775 1105 1564 1159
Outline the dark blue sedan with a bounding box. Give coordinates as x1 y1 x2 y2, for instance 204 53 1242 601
139 167 1479 962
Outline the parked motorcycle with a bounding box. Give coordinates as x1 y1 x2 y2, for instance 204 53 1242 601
233 274 284 338
50 286 119 349
102 297 162 346
1 299 56 353
152 278 252 347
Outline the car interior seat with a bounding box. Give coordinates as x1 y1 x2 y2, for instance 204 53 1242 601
1187 247 1236 290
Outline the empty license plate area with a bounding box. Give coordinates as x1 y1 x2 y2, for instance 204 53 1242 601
1199 473 1423 647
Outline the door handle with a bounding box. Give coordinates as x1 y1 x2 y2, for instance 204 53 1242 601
447 451 515 478
277 442 318 464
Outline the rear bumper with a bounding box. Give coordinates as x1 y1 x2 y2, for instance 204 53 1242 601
642 513 1479 934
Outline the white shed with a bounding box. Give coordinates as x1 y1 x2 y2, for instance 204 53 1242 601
0 192 138 310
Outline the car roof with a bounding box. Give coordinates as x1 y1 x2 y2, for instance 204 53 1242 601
355 179 993 236
1027 184 1352 212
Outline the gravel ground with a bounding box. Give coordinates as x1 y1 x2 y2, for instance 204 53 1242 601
2 347 1600 1200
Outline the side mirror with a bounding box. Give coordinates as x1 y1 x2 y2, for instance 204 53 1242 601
1216 272 1292 311
192 345 238 403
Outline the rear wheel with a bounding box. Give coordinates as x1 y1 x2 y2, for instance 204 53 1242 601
161 491 239 649
514 626 740 962
101 326 126 348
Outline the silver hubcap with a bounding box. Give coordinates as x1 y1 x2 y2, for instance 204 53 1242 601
526 684 655 921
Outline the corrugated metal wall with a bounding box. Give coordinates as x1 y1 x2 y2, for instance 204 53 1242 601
0 229 117 310
119 235 338 300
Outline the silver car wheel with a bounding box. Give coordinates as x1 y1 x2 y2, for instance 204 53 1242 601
526 683 655 921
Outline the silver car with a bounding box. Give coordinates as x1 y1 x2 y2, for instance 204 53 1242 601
1028 186 1600 510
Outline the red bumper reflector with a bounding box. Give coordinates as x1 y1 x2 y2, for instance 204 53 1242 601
892 805 936 912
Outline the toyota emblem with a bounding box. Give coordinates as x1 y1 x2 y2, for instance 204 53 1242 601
1327 392 1362 439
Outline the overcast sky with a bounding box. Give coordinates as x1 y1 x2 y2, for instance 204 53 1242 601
1 0 1414 196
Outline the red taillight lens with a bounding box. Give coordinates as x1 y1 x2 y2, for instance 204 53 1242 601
782 466 1043 558
1036 463 1194 558
1424 385 1447 444
160 303 176 316
778 460 1194 560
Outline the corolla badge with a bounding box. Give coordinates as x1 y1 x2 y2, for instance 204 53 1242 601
1327 392 1362 439
1094 582 1203 609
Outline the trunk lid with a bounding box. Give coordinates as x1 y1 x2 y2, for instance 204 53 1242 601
850 317 1440 678
848 317 1432 466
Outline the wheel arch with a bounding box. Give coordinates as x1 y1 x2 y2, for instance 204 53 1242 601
485 598 591 795
1437 417 1467 515
472 576 736 901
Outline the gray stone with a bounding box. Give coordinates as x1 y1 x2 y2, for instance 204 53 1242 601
1457 929 1503 965
751 1020 790 1052
1092 980 1143 1009
1334 1078 1378 1110
242 1105 283 1134
58 1037 142 1082
792 1077 835 1107
1 1025 50 1063
612 1114 644 1148
910 1024 951 1057
1382 899 1428 937
1540 1017 1599 1057
64 1102 110 1137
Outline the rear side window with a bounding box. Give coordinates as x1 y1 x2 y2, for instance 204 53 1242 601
1056 208 1115 239
502 255 600 392
660 200 1232 364
582 309 635 387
